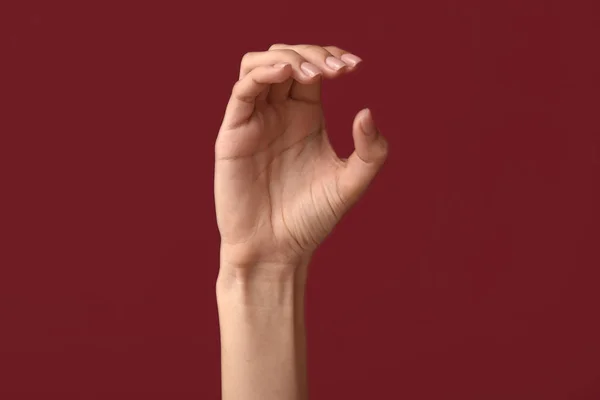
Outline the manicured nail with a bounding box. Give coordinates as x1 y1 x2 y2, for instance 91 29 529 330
300 62 321 77
274 62 290 69
361 109 377 136
325 56 346 71
341 53 362 67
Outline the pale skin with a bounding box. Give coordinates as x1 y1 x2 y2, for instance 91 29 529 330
215 44 388 400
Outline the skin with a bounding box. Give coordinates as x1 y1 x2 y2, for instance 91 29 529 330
214 44 388 400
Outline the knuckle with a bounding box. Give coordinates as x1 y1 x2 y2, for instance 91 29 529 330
324 45 344 55
231 79 244 94
299 44 330 56
269 43 287 50
240 51 256 66
273 48 303 61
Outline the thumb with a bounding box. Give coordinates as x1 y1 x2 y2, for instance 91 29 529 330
337 108 389 205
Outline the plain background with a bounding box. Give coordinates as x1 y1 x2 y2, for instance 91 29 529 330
2 1 600 399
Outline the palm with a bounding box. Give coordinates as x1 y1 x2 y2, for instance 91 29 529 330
214 45 387 264
215 99 345 259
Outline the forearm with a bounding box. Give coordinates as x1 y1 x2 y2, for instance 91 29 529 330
216 260 309 400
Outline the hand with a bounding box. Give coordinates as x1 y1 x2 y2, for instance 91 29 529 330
214 44 388 270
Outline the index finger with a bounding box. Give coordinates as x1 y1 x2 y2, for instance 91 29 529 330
222 63 293 129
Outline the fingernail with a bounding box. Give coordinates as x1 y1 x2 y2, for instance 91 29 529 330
300 62 321 77
341 53 362 67
274 62 290 69
325 56 346 71
361 109 377 136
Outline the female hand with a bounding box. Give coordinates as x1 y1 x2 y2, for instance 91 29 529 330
214 44 388 273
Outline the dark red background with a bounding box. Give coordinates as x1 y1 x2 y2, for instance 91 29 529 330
2 1 600 399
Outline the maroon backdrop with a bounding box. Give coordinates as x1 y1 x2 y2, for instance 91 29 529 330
3 1 600 399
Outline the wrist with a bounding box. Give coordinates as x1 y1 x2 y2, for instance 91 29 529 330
219 243 311 280
216 259 308 310
216 251 309 400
